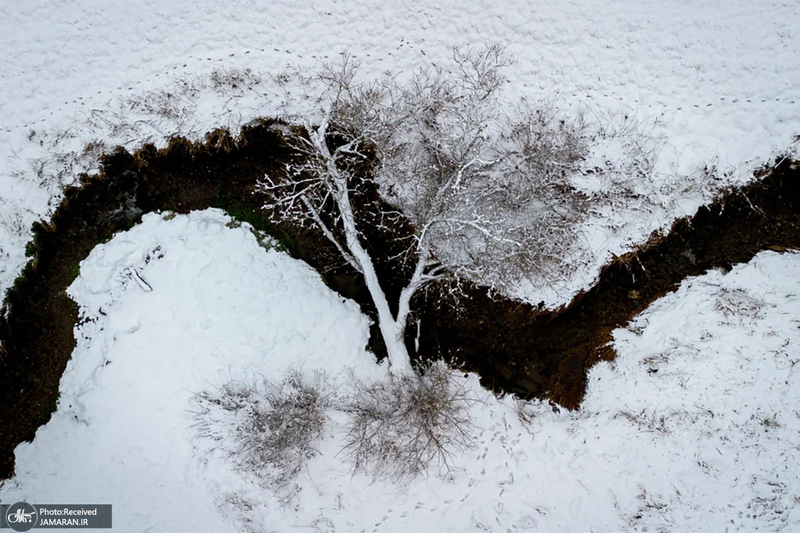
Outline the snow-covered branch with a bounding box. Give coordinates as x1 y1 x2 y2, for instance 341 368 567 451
260 44 647 373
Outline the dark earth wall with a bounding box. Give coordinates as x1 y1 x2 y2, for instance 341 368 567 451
1 119 798 480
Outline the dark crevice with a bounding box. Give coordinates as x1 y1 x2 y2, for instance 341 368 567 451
0 119 798 480
418 157 800 408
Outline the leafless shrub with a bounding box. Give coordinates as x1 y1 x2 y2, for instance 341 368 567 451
452 42 514 97
194 369 330 495
577 110 664 209
472 102 592 286
342 361 474 481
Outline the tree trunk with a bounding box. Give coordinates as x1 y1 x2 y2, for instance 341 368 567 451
336 183 413 373
309 123 414 373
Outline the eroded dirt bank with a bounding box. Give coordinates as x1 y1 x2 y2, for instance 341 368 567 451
0 120 797 478
417 157 800 408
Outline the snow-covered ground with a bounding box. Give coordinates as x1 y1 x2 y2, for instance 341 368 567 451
1 0 799 302
2 210 798 531
2 0 800 530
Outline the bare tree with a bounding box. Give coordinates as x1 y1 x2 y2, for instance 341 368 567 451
260 45 600 372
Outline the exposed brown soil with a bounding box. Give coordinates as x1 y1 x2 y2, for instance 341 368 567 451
0 119 797 480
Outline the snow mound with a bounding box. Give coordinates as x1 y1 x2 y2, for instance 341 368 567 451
2 210 798 532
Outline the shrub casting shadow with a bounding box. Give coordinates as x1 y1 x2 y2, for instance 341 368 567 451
1 119 798 480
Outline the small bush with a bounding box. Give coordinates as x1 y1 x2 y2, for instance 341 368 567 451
342 361 474 481
194 370 329 493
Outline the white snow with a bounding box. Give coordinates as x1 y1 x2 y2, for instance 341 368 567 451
2 211 799 531
2 0 800 530
1 0 799 301
1 210 378 532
